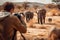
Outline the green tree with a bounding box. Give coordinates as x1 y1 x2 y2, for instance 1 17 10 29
52 0 60 2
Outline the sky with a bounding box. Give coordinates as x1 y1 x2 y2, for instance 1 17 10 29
0 0 53 5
